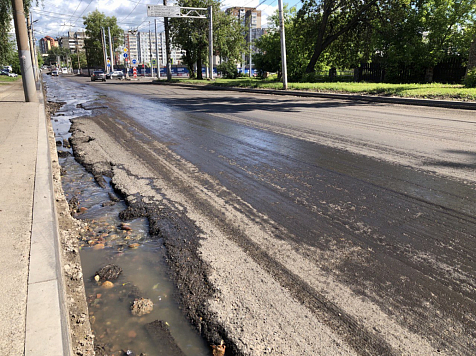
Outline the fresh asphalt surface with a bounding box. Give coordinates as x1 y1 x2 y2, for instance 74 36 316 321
49 75 475 355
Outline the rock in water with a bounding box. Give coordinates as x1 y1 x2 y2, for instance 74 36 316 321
101 281 114 289
130 298 153 316
95 264 122 281
145 320 186 356
211 342 226 356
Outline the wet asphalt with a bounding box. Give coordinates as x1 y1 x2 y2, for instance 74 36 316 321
50 76 475 355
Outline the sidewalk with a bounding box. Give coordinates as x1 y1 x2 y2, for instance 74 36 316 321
0 80 71 355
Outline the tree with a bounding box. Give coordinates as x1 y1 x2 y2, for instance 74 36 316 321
370 0 476 81
254 5 312 80
170 0 220 79
0 0 37 67
71 52 87 70
170 0 245 79
46 46 69 67
298 0 379 73
83 10 123 67
214 9 247 76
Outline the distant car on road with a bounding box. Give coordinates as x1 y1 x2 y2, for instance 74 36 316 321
61 67 68 74
106 70 125 79
91 71 106 82
51 69 59 76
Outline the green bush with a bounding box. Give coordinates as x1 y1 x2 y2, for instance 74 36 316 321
464 68 476 88
217 61 238 79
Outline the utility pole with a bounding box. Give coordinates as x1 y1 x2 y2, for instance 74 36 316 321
209 6 213 80
85 45 91 76
278 0 288 89
27 14 38 81
108 27 114 72
249 12 252 78
11 0 37 102
164 0 172 80
155 19 160 79
101 27 107 72
149 22 153 77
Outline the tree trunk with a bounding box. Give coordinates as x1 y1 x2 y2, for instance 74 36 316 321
467 36 476 72
197 47 203 80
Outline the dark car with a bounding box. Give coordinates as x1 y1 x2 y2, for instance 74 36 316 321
91 71 106 82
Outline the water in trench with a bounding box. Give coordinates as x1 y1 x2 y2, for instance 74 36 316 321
45 76 210 356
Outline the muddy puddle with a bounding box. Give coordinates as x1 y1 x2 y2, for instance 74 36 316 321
44 76 210 356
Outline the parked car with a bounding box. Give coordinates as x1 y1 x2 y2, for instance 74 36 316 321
106 70 125 79
51 69 59 76
61 67 68 74
1 70 17 77
91 71 106 82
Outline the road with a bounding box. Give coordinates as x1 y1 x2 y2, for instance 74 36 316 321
53 76 475 355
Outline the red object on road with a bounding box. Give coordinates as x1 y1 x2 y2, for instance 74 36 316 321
133 67 137 79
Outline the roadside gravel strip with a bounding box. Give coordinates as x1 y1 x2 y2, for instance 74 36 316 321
68 109 457 355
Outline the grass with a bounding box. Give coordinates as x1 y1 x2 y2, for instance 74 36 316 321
169 77 476 101
0 75 21 83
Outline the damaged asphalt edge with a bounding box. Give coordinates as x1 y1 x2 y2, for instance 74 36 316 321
68 121 240 354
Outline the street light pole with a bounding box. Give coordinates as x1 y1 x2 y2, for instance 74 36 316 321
155 19 160 79
209 6 213 80
164 0 172 81
249 13 252 78
108 27 114 72
11 0 37 102
278 0 288 89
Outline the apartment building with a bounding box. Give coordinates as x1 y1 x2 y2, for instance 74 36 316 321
39 36 57 54
58 31 86 53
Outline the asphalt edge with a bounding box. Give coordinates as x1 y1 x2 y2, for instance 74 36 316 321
24 82 72 356
157 82 476 110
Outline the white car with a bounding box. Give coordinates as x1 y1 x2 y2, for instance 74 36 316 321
62 68 68 74
107 70 125 79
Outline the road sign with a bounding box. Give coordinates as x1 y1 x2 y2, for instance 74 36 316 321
124 48 128 53
123 53 128 58
131 58 138 67
151 59 157 65
147 5 181 17
107 63 111 67
107 59 111 63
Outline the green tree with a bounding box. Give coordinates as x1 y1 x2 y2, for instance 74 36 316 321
298 0 379 73
170 0 245 79
214 9 247 77
71 52 87 70
0 0 37 67
83 10 123 67
254 5 312 80
46 46 69 67
371 0 476 81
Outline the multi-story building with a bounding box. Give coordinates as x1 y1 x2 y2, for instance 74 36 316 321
226 7 262 29
58 31 86 53
39 36 57 54
225 7 265 73
123 30 184 67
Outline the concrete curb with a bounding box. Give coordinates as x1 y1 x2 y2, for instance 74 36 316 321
159 82 476 110
25 83 72 356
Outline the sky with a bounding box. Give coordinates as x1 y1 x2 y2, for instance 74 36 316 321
28 0 298 40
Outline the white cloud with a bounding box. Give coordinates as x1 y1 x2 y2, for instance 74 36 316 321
30 0 280 40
